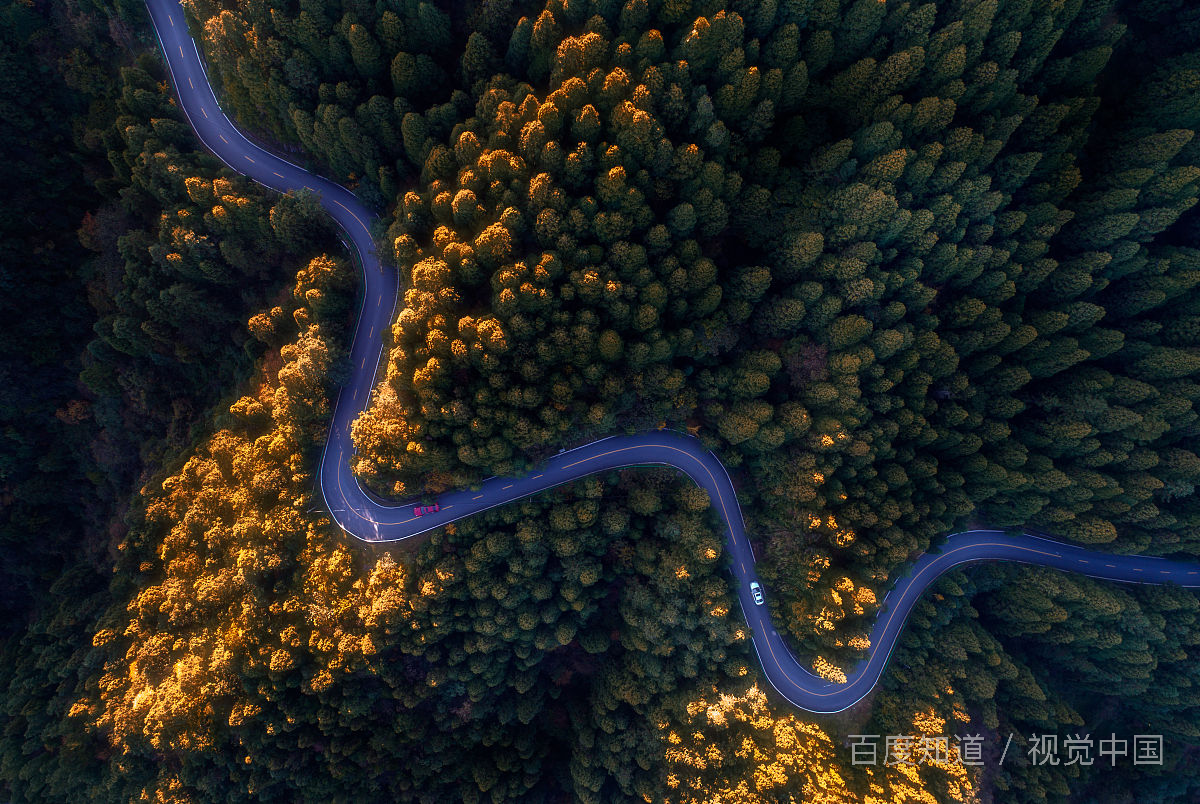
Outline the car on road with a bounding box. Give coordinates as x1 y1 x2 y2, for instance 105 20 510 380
750 581 764 606
412 503 440 517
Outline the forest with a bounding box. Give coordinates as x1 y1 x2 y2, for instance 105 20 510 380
3 0 1200 801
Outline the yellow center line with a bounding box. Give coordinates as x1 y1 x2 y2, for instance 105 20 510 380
502 484 512 490
331 198 372 237
179 45 184 58
532 474 542 480
188 77 193 89
244 155 254 163
201 107 208 118
169 15 174 26
219 134 227 143
1133 568 1143 572
473 495 482 500
274 171 285 178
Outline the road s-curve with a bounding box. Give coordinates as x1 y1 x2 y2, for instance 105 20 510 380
147 0 1200 715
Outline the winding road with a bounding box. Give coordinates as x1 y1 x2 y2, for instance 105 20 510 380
147 0 1200 714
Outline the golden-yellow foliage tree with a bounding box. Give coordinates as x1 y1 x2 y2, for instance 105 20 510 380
661 684 980 804
71 255 414 799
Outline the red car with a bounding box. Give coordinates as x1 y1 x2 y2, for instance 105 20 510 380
412 503 440 517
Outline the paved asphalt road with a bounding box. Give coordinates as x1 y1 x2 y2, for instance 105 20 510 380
148 0 1200 714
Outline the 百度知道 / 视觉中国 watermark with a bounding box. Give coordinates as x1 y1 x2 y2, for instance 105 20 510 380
848 732 1163 768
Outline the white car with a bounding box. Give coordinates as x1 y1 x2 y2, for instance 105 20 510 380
750 582 764 606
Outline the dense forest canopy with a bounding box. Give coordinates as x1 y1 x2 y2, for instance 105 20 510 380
3 0 1200 801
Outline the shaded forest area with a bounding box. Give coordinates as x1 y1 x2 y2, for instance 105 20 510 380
0 0 340 787
0 0 336 625
5 0 1200 802
0 0 100 629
